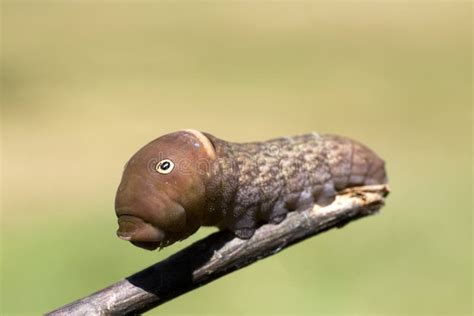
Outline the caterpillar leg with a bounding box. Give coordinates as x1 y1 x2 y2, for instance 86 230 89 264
268 201 289 224
315 183 337 206
229 211 257 239
269 214 287 224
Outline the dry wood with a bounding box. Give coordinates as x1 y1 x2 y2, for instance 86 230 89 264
46 184 389 316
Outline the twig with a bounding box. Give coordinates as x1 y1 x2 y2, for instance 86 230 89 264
46 185 389 316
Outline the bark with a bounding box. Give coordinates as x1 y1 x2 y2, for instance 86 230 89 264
46 185 389 316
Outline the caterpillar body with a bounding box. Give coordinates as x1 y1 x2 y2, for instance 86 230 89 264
115 130 387 250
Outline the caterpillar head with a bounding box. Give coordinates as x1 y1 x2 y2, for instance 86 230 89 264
115 130 216 250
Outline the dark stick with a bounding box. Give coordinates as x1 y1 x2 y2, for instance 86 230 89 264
46 185 389 316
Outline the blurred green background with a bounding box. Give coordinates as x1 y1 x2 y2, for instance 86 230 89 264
1 1 471 315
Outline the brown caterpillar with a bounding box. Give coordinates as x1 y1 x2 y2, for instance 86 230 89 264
115 130 387 250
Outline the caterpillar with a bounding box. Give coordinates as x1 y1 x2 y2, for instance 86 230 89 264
115 130 387 250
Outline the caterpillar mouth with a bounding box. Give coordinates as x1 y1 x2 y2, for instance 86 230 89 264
131 241 161 250
117 215 165 250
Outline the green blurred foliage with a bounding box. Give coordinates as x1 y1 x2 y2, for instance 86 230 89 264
1 1 471 315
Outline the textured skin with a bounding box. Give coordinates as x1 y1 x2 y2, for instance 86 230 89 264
203 132 387 239
115 130 387 250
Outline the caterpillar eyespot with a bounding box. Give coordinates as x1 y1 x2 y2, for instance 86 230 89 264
155 159 174 174
115 129 388 250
